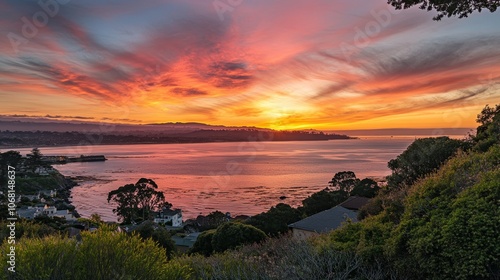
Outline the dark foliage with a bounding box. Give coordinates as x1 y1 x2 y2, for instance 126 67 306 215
473 104 500 152
388 0 500 20
211 222 267 253
246 203 302 237
387 136 464 188
107 178 170 224
190 229 216 257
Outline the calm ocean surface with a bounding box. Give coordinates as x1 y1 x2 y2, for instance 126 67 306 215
15 139 414 221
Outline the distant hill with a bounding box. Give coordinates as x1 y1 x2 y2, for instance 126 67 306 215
0 117 353 147
0 117 245 134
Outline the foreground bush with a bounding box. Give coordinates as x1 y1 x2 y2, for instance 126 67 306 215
389 146 500 279
180 234 396 280
323 146 500 280
212 222 267 253
0 226 191 280
0 220 57 242
191 222 267 256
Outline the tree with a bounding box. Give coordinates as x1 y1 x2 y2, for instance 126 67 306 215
246 203 303 237
195 210 229 231
301 189 348 216
328 171 360 194
388 0 500 20
0 150 22 167
107 178 169 224
89 213 103 225
0 150 22 185
473 104 500 152
206 211 228 229
387 137 464 188
26 147 43 166
351 178 380 198
211 222 267 253
302 171 381 216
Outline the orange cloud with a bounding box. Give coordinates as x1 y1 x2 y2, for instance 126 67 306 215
0 0 499 129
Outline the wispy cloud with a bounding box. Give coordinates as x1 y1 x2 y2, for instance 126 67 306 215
0 0 499 129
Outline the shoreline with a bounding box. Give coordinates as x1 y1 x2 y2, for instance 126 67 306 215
0 137 359 150
64 173 390 222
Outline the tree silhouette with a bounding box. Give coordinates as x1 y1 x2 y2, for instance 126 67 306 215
473 104 500 152
0 151 22 185
328 171 360 194
388 0 500 20
26 148 43 167
211 222 267 253
107 178 169 224
246 203 302 237
387 137 463 188
351 178 380 198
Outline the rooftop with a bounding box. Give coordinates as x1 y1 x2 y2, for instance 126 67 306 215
339 196 371 211
156 208 182 216
288 206 357 233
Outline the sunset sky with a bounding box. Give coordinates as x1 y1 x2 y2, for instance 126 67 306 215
1 0 499 130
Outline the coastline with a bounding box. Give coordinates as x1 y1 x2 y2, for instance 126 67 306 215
55 170 115 220
0 137 359 150
53 168 81 218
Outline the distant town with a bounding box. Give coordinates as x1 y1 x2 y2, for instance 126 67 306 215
0 129 353 148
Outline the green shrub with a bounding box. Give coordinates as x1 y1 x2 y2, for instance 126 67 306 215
1 235 77 280
386 136 464 188
190 230 216 256
0 220 58 243
0 227 191 280
388 146 500 279
212 223 267 253
440 171 500 279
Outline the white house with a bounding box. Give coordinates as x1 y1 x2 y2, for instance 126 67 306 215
153 208 183 227
17 205 76 221
43 205 57 215
41 205 76 220
34 167 50 176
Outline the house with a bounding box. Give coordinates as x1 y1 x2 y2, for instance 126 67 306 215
43 205 57 215
34 167 51 176
288 206 358 240
17 205 76 220
17 206 44 219
153 208 183 227
42 205 76 220
172 232 201 253
40 189 57 198
339 196 371 211
22 193 41 202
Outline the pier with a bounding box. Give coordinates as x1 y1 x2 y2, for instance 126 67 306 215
42 155 107 164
